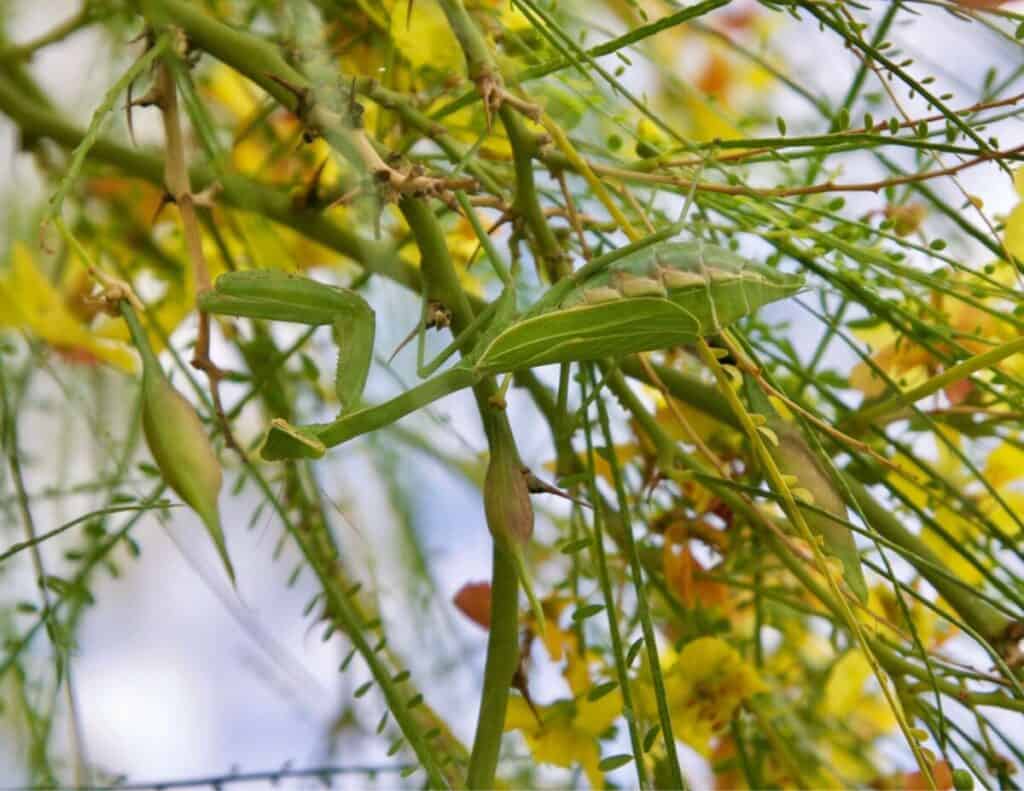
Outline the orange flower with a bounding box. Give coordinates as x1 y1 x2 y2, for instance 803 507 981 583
453 581 492 629
903 759 955 790
851 262 1023 400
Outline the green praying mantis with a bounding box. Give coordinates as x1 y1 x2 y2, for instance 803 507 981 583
198 236 805 461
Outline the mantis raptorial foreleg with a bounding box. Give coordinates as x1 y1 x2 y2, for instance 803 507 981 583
198 270 375 414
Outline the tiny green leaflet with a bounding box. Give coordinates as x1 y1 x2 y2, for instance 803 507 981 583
198 239 805 460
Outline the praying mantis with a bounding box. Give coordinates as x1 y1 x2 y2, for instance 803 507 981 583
198 237 805 461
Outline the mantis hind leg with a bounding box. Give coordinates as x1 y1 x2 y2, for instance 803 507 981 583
395 291 504 379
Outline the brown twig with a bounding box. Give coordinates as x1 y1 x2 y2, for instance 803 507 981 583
555 143 1024 199
553 169 590 259
661 91 1024 169
152 43 238 451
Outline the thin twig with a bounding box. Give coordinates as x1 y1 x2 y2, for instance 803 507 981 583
152 49 238 450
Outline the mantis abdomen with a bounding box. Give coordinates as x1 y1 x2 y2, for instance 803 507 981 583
475 242 805 374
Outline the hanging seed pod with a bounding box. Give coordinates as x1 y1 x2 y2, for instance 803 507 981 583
772 421 867 603
744 378 867 602
483 425 544 630
122 302 235 584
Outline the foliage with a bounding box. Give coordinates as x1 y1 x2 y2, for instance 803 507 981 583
1 0 1024 788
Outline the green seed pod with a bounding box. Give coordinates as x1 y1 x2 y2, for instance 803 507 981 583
483 425 544 630
123 303 235 584
483 434 534 551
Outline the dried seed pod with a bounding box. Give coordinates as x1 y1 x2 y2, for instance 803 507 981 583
123 303 235 584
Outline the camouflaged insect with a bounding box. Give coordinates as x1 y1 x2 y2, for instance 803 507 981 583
200 240 805 460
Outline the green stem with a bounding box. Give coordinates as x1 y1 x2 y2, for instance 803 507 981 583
594 368 683 788
606 366 1024 719
580 371 650 789
844 335 1024 432
146 0 308 113
0 5 94 64
845 479 1015 645
0 72 418 292
619 357 1016 645
466 544 519 788
430 0 729 122
501 106 566 278
745 697 815 789
399 196 528 788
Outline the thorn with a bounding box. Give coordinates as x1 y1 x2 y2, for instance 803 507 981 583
293 159 328 211
128 82 164 111
642 462 666 501
475 72 502 132
125 79 163 149
266 72 311 119
326 185 365 211
192 182 222 209
512 663 542 728
346 75 363 128
387 302 450 364
126 77 137 147
523 468 592 509
151 192 175 225
387 323 420 365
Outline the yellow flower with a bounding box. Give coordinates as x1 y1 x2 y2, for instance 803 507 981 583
205 63 259 123
821 650 896 738
505 603 625 787
0 244 136 371
388 0 465 74
886 428 1024 584
638 637 765 756
851 263 1023 400
867 584 955 649
1004 168 1024 260
505 688 622 788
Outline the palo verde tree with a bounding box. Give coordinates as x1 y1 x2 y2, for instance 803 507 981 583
1 0 1024 788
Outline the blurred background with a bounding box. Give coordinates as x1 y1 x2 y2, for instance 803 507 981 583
2 0 1023 788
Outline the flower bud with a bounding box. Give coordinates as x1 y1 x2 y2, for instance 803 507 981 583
124 303 235 584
